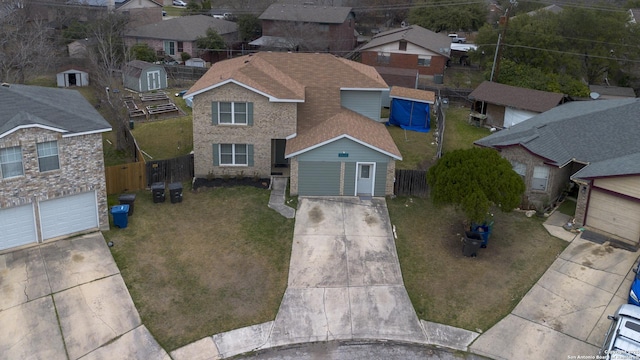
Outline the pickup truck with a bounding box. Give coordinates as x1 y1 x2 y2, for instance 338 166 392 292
448 34 467 43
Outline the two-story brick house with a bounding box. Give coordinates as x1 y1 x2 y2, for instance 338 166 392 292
251 3 357 54
360 25 451 88
0 84 112 252
185 52 402 197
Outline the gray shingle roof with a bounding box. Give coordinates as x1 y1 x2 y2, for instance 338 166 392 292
125 15 237 42
259 3 352 23
468 81 566 113
475 98 640 178
359 25 451 57
0 84 111 138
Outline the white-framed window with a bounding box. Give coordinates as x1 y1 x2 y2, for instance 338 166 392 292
213 102 251 125
511 161 526 179
377 52 390 64
418 56 432 67
37 141 60 172
220 144 248 165
532 166 549 191
0 146 24 179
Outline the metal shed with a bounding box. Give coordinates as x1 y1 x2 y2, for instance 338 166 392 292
56 68 89 87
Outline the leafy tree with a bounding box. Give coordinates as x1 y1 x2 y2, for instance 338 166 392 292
195 27 226 51
237 14 261 42
408 0 488 32
427 148 525 222
130 43 157 63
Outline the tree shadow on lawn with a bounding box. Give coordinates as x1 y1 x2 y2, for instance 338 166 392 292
388 196 568 332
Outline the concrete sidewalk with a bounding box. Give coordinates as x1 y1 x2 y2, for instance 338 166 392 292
470 212 639 359
0 233 169 360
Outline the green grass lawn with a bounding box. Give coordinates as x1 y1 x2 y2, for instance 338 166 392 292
388 198 567 331
443 106 491 154
387 125 437 170
104 185 294 351
132 116 193 160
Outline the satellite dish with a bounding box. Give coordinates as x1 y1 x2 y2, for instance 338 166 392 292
590 92 600 100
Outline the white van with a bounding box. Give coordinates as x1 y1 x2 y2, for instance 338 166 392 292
600 304 640 359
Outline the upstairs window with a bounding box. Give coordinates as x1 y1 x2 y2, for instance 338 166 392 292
212 102 253 125
37 141 59 172
0 146 23 179
418 56 431 67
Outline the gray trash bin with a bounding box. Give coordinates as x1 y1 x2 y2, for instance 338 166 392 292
151 182 165 203
168 182 183 203
118 193 136 216
463 231 482 257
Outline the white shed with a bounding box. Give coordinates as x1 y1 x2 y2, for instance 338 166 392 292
57 68 89 87
185 58 206 68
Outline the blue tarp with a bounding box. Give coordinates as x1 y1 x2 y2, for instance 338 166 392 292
389 98 430 133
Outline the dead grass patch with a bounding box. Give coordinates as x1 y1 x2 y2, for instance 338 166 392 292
104 185 294 351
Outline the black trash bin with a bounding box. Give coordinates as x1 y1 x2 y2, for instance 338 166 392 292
118 193 136 216
168 182 183 203
463 231 483 257
151 182 165 203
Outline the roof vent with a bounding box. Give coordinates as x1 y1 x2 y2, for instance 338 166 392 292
1 83 10 87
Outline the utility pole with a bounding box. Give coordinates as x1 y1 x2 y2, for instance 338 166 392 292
490 0 517 82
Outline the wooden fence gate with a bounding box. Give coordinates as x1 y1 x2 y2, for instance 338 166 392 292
394 169 428 197
146 154 194 186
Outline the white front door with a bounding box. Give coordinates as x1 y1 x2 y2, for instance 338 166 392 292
356 162 375 196
147 70 160 90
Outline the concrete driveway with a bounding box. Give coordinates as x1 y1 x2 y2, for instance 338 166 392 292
0 232 169 360
470 218 638 359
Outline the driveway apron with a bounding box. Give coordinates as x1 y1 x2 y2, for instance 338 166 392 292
267 197 426 347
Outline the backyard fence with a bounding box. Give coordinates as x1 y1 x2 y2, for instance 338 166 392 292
164 65 208 81
146 154 194 187
435 91 446 159
394 169 428 197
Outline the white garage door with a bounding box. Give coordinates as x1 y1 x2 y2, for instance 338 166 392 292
39 191 99 240
586 190 640 243
0 204 37 250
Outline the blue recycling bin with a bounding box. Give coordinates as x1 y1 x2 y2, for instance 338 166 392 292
111 204 130 229
471 220 494 248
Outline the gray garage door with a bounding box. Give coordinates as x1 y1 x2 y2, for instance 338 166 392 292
586 190 640 243
0 204 37 251
39 191 99 240
298 161 341 196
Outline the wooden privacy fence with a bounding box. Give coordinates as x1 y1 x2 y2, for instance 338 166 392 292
105 161 146 195
394 169 428 197
146 154 194 187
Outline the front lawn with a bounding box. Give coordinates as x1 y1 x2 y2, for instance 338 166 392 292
103 185 294 351
388 198 567 331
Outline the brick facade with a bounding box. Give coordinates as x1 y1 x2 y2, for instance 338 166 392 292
386 160 396 195
0 128 109 231
361 51 448 76
192 83 297 178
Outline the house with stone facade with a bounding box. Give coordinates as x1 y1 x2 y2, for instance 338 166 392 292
475 98 640 247
184 52 401 197
0 84 112 252
359 25 451 88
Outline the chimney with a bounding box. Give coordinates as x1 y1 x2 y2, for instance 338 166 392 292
107 0 115 12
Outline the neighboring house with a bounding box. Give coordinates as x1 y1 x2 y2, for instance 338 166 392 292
185 52 402 197
359 25 451 88
468 81 569 128
124 15 238 62
388 86 435 133
629 8 640 24
123 60 168 92
475 98 640 246
252 3 357 53
589 85 636 100
56 67 90 87
0 84 112 252
30 0 162 28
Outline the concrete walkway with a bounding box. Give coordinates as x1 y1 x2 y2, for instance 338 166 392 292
268 176 295 219
0 232 169 360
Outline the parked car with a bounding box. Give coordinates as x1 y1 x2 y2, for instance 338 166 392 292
629 258 640 306
599 304 640 359
172 0 186 6
448 33 466 43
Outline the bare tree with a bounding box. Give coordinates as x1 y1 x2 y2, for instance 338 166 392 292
0 2 57 83
86 11 129 89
